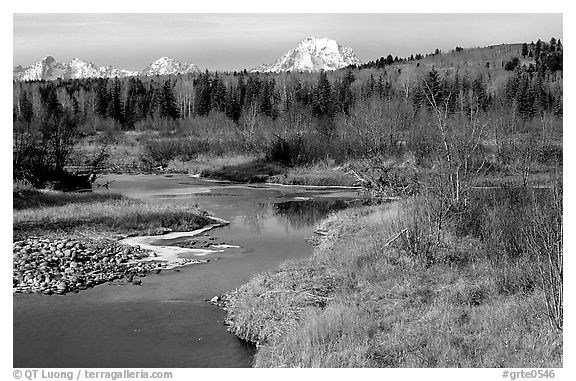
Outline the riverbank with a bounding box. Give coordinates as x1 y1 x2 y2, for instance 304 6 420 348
73 137 360 186
160 155 359 186
15 173 354 368
96 151 559 190
72 132 561 189
223 197 562 367
13 186 223 294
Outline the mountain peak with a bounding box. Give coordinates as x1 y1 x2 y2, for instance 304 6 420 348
142 56 200 76
42 56 55 63
253 37 360 73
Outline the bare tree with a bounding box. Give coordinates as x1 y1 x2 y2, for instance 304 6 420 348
421 76 489 205
239 101 259 148
523 184 563 331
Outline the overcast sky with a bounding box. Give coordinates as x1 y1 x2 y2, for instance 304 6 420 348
13 13 563 71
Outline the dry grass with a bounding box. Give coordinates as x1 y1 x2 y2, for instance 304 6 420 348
167 154 357 186
224 199 562 367
166 154 257 175
267 164 358 186
13 188 213 239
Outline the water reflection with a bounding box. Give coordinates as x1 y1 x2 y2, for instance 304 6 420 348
242 203 270 235
242 199 350 234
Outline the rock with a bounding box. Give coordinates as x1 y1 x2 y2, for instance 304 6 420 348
13 236 158 296
210 296 220 303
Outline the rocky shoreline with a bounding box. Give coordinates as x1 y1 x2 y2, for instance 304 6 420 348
13 237 170 295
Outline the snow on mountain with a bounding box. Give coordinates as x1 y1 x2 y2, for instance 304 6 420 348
141 57 200 76
253 37 361 73
68 58 101 79
13 56 68 81
98 65 139 78
13 57 138 81
13 56 198 81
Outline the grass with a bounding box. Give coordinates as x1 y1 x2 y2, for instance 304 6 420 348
224 199 562 367
13 187 214 240
267 164 358 187
165 154 358 186
13 187 123 210
165 154 256 175
199 157 284 183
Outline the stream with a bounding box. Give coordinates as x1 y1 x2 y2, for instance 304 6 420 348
13 174 359 368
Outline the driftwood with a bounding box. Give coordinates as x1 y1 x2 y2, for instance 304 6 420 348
385 229 408 247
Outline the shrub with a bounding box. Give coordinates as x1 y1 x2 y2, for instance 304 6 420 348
505 57 520 71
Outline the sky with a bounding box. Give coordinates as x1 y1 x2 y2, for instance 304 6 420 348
13 13 563 71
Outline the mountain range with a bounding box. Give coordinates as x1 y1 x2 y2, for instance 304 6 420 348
13 56 200 81
13 37 361 81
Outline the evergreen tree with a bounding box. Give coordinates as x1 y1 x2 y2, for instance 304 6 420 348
472 76 490 112
225 86 242 123
194 73 212 116
522 43 529 58
312 70 333 119
211 75 227 113
517 77 536 119
107 79 124 125
259 79 276 118
237 75 246 108
421 69 445 109
159 79 180 119
95 78 109 118
535 39 542 63
505 66 523 100
18 90 34 125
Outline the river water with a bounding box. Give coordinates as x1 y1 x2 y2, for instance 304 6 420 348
13 174 358 368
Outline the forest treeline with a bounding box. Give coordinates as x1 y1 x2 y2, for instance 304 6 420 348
13 38 562 185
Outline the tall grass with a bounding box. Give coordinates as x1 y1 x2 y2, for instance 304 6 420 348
13 189 214 239
225 190 562 367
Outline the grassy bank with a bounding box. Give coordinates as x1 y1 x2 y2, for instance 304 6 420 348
13 187 215 240
69 129 561 190
224 194 562 367
166 154 358 186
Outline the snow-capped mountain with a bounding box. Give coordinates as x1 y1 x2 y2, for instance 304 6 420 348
13 56 197 81
253 37 361 73
68 58 101 79
141 57 200 76
13 57 138 81
98 65 139 78
13 56 69 81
